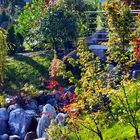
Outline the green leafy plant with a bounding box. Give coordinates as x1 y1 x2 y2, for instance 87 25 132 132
104 1 134 76
7 25 24 55
0 28 8 89
16 0 47 50
111 81 140 139
41 3 80 53
21 83 40 97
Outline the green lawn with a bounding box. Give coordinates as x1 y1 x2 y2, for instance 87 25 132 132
5 51 52 90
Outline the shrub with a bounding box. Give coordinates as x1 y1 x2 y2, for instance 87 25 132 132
104 1 134 76
7 25 24 55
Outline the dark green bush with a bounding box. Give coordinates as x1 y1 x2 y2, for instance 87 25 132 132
7 25 24 55
41 5 80 53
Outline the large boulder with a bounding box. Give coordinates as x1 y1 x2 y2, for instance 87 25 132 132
0 134 9 140
55 113 67 125
9 135 20 140
0 108 9 135
37 105 43 113
7 104 21 113
25 99 38 110
24 131 37 140
36 104 56 138
0 108 9 120
8 109 36 139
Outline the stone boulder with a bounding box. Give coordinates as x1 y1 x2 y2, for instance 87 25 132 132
8 109 36 139
7 104 21 113
24 131 37 140
0 134 9 140
55 113 67 125
9 135 20 140
0 108 9 120
36 104 56 138
25 99 38 110
0 108 9 135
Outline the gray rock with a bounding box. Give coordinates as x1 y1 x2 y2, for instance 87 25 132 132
9 135 20 140
0 108 9 120
24 131 37 140
0 108 9 134
46 98 57 107
55 113 67 125
25 99 38 110
36 104 56 138
0 120 9 135
0 134 9 140
132 70 140 79
7 104 21 112
38 105 43 113
8 109 36 139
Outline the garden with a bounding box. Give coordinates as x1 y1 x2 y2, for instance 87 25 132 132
0 0 140 140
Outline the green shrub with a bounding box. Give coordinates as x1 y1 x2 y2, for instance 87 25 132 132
0 28 7 89
41 4 80 52
7 25 24 55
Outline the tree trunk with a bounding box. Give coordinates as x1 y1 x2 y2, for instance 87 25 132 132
135 127 140 140
98 131 103 140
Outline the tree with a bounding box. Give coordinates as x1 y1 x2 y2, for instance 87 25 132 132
111 81 140 139
104 1 134 77
16 0 47 50
40 4 80 52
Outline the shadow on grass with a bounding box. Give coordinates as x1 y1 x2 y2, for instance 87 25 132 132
14 55 49 78
5 55 50 89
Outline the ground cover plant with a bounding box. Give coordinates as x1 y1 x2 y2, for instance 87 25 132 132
5 51 51 89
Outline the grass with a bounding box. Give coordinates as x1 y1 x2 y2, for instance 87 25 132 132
67 122 135 140
5 51 52 90
103 123 135 140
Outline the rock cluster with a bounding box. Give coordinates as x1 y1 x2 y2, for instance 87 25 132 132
0 85 75 140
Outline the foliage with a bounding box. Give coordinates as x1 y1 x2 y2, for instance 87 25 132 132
104 1 134 76
16 0 47 50
49 51 66 79
40 2 80 52
122 0 140 9
0 28 8 89
0 94 7 107
58 40 108 140
0 0 26 23
21 83 40 97
110 81 140 139
7 25 24 55
1 10 9 23
131 13 140 62
46 120 70 140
